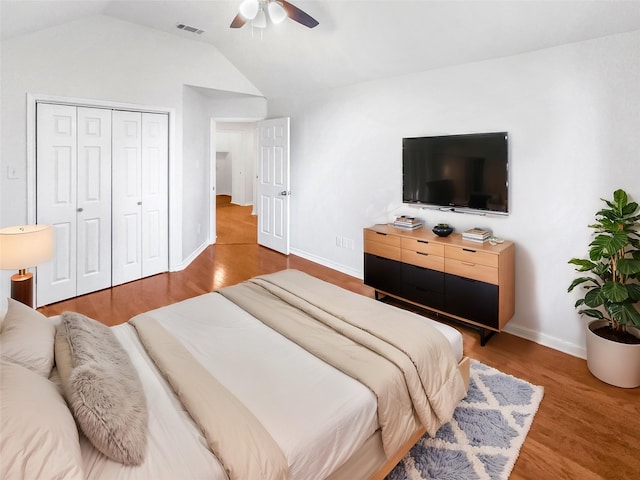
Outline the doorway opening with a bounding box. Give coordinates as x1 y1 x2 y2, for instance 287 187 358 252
213 121 258 245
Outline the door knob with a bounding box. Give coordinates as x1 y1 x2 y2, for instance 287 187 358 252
77 207 83 212
280 191 291 196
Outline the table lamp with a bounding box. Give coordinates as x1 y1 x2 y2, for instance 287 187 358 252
0 224 54 307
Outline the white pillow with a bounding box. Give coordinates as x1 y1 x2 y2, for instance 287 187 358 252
0 298 55 377
0 361 84 480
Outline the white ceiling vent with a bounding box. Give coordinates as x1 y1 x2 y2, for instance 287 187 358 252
176 23 205 35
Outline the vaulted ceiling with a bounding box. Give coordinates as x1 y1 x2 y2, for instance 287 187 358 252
3 0 640 98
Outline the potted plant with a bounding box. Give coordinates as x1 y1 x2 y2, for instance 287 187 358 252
568 189 640 388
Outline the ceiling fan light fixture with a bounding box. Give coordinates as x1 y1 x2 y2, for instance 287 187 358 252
252 7 267 29
239 0 259 20
268 1 287 24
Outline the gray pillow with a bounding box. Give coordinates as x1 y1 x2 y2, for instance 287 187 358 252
55 312 148 465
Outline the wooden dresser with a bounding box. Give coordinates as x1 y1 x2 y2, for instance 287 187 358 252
363 224 515 345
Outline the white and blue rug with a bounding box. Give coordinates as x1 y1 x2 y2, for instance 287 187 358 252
387 360 544 480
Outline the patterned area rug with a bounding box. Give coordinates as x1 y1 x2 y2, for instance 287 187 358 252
387 360 544 480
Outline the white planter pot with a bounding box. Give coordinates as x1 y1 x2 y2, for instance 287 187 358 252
586 319 640 388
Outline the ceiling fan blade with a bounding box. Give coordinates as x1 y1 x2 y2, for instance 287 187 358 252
281 0 319 28
230 13 247 28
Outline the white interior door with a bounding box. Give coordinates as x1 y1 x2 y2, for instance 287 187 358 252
76 107 112 295
141 112 168 277
112 110 142 286
36 103 78 306
257 117 290 254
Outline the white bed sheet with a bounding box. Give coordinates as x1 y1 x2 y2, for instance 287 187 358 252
80 291 463 480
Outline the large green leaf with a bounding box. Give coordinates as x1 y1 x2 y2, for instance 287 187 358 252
617 258 640 276
568 258 597 272
589 231 628 259
613 189 628 210
578 308 605 319
622 201 639 216
584 287 606 307
601 281 629 302
567 276 599 292
627 283 640 302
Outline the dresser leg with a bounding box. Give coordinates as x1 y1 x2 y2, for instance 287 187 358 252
480 328 496 346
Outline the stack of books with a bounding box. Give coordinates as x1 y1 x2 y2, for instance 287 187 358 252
393 215 423 229
463 228 491 242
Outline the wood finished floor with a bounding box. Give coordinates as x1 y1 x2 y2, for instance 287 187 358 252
38 198 640 480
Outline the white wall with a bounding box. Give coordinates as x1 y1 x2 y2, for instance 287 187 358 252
0 15 263 303
270 30 640 358
181 86 212 259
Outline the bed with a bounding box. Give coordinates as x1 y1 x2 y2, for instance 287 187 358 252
0 269 469 480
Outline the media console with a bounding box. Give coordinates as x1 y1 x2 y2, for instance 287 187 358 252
363 224 515 345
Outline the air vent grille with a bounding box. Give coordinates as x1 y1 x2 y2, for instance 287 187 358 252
176 24 205 35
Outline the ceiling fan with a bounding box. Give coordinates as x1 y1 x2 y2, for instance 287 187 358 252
230 0 319 29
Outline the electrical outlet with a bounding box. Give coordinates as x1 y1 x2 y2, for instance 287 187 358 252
335 236 343 248
343 238 355 250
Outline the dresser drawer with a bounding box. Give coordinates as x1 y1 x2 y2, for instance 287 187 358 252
445 258 498 285
364 253 402 296
445 245 498 267
401 237 445 256
364 241 401 261
401 264 445 310
364 229 401 248
402 249 444 271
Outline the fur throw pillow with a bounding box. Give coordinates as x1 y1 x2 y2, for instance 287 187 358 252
55 312 148 465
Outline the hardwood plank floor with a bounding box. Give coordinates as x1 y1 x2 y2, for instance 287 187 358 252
38 202 639 479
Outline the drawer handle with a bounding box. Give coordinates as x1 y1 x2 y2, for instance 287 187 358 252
416 286 434 293
462 261 476 267
463 248 477 253
417 251 429 256
418 240 429 244
375 232 387 236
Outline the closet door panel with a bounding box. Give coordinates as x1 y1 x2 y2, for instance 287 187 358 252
141 113 169 277
76 107 112 295
112 111 143 286
36 104 78 306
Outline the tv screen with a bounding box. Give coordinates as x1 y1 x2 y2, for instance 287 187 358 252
402 132 509 214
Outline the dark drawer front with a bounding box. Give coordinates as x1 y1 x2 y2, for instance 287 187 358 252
445 274 499 328
364 253 402 296
401 264 445 310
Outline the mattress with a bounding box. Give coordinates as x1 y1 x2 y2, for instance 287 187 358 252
80 290 464 479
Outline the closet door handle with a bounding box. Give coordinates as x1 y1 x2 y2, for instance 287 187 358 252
77 207 83 212
137 201 142 205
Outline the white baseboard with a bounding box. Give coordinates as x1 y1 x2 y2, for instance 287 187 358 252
503 323 586 359
290 248 362 280
170 240 209 272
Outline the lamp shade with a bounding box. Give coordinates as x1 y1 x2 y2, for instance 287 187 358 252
0 225 54 270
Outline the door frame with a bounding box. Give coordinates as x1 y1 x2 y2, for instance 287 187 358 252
25 93 180 270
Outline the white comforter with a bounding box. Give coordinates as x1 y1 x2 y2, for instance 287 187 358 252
81 292 463 480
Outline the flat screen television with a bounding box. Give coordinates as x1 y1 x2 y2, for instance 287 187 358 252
402 131 509 215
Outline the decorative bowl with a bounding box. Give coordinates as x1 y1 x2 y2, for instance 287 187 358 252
432 223 453 237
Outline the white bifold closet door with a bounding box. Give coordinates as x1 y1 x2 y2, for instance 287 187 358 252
36 104 113 306
111 110 168 286
36 104 169 306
